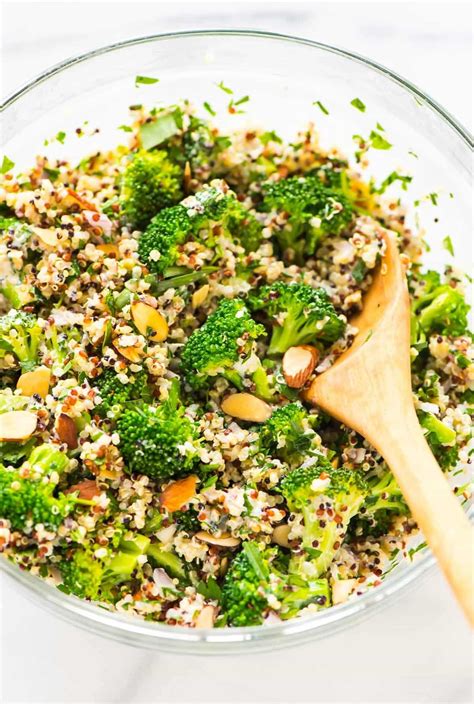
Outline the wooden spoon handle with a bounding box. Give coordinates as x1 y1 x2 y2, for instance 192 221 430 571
379 406 474 625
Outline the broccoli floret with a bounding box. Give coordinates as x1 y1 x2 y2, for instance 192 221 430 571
351 467 408 537
180 298 266 391
0 444 72 531
411 271 469 345
102 533 151 587
248 281 345 355
222 541 330 625
60 534 152 599
120 150 183 230
419 412 459 471
60 548 104 599
173 507 201 533
116 382 199 480
42 323 82 369
94 369 152 418
280 456 368 577
0 310 43 371
261 176 354 261
259 402 319 465
138 181 262 275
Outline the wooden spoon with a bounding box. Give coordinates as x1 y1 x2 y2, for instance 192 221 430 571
306 230 474 624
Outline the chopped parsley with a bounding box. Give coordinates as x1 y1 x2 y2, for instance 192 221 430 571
350 98 366 112
56 131 66 144
442 235 455 257
216 80 233 95
429 192 439 206
118 125 133 132
313 100 329 115
135 75 159 86
203 101 216 116
0 155 14 174
376 171 413 195
369 130 392 150
228 95 250 114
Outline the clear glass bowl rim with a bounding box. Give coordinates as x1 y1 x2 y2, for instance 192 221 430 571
1 29 472 653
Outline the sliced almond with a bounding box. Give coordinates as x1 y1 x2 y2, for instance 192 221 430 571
62 188 97 212
160 475 198 513
0 410 37 441
271 524 291 548
112 338 143 363
17 367 51 399
56 413 78 449
331 578 357 605
131 301 168 342
221 393 272 423
195 605 217 629
66 479 100 500
32 226 65 249
282 345 319 389
195 531 241 548
192 284 210 309
97 243 119 257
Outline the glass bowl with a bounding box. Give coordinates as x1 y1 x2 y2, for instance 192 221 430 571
1 30 472 653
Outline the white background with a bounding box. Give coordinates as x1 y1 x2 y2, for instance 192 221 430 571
1 2 473 703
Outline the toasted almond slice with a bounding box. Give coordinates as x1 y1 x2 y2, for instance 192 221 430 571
66 479 100 500
112 338 143 363
97 243 119 257
221 393 272 423
195 605 217 629
16 367 51 399
63 188 97 211
331 578 357 605
192 284 210 309
160 475 198 512
282 345 319 389
271 524 291 548
56 413 78 449
131 301 168 342
195 531 241 547
32 226 64 248
0 410 37 441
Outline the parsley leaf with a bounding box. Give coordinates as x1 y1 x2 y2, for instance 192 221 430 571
0 156 14 174
350 98 366 112
376 171 412 194
313 100 329 115
442 235 455 257
135 75 159 86
216 80 233 94
203 101 216 116
369 130 392 150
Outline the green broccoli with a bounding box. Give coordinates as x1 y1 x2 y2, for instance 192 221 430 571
222 541 329 626
60 548 105 599
419 412 459 471
351 467 408 537
261 176 354 261
280 456 368 577
248 281 345 355
60 534 152 599
0 444 72 531
0 310 43 371
116 381 199 479
259 402 319 466
120 149 183 230
180 297 267 392
43 324 82 369
94 368 152 418
138 181 262 275
411 271 469 345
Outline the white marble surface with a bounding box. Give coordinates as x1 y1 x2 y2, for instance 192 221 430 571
1 2 473 703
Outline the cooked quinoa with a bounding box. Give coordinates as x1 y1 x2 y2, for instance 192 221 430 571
0 101 472 628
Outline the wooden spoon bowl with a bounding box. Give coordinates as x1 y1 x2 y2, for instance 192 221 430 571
306 230 473 624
